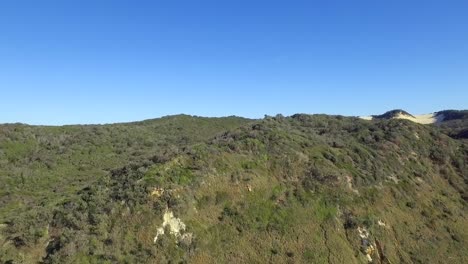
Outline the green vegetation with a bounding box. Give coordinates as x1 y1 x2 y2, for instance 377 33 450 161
1 112 467 263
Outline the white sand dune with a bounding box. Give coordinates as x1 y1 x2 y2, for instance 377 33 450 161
360 116 373 121
359 112 445 124
394 113 444 124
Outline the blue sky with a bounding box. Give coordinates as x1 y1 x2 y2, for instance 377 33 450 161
0 0 467 125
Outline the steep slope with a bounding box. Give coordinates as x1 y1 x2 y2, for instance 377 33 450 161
0 115 253 262
4 114 466 263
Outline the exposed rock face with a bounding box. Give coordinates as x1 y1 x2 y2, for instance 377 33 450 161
153 210 192 245
358 227 375 262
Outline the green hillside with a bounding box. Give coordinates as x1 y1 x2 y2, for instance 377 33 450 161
1 113 467 263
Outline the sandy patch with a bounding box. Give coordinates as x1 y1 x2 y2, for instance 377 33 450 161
394 113 444 124
345 175 359 194
378 220 387 227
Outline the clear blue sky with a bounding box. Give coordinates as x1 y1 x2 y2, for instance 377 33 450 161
0 0 467 125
